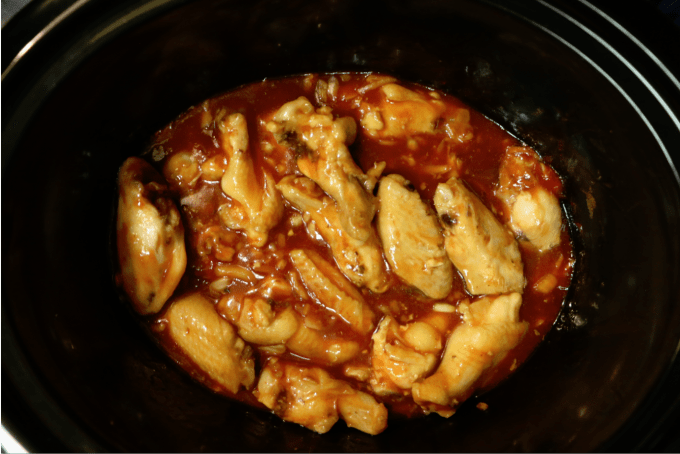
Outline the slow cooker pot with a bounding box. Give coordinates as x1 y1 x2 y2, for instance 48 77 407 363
3 0 680 451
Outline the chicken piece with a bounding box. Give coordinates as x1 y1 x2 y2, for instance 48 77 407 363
357 74 398 93
343 363 372 382
277 175 389 293
166 292 255 394
358 81 473 144
496 146 563 251
358 83 446 139
219 295 299 346
219 112 283 247
377 174 453 299
162 151 201 194
289 249 376 334
434 177 525 295
412 293 528 416
218 285 359 363
286 321 361 365
255 359 388 435
337 389 389 435
117 157 187 315
194 225 238 263
257 275 295 300
267 97 376 241
369 316 443 396
510 190 563 250
439 107 474 143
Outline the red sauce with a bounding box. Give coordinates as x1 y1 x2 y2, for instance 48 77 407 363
129 73 574 420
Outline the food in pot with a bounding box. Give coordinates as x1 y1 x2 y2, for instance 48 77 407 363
115 73 574 434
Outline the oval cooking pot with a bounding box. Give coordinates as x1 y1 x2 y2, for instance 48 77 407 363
3 0 680 451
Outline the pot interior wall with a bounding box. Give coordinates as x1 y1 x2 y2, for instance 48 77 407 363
3 0 680 451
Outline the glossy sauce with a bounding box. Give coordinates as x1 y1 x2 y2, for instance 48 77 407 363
134 73 573 419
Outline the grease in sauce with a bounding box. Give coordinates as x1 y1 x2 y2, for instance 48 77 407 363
116 73 574 434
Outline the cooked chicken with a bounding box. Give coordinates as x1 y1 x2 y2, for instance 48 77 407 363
219 112 283 247
267 97 376 241
219 295 299 346
289 249 376 334
377 174 453 299
118 74 574 434
357 74 398 93
257 275 295 300
166 292 255 394
336 389 389 435
162 151 201 194
434 177 525 295
218 287 359 364
496 146 563 251
369 316 443 396
510 189 563 249
195 225 238 262
117 157 187 315
277 175 389 293
286 321 361 365
439 107 474 143
255 359 388 434
359 84 446 139
412 293 528 416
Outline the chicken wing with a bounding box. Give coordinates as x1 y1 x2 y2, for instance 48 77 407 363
289 249 376 334
117 157 187 315
369 316 443 396
359 84 446 138
218 289 359 364
219 295 299 346
166 292 255 394
285 321 361 365
277 175 389 293
434 177 525 295
377 174 453 299
412 293 528 416
267 97 376 241
255 359 388 434
496 146 563 251
219 112 283 247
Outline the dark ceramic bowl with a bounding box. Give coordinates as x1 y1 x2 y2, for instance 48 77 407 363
3 0 680 451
